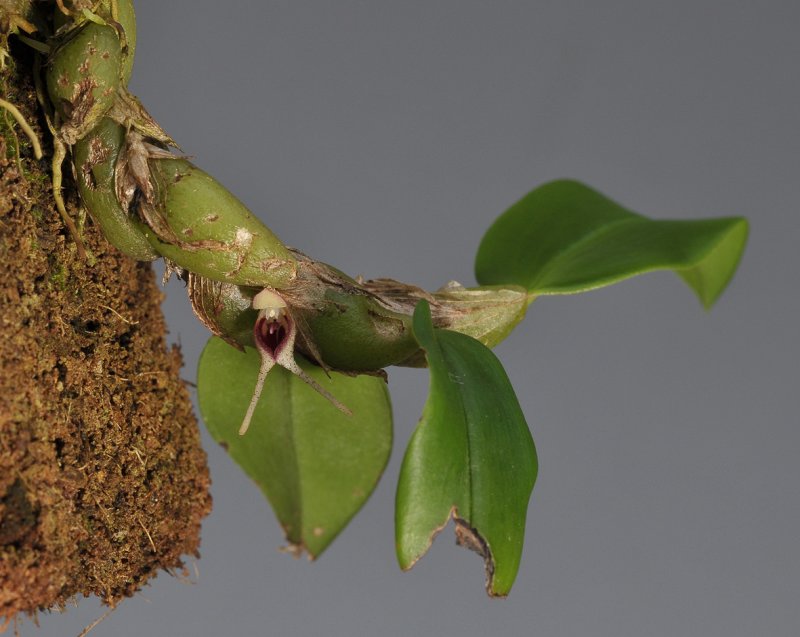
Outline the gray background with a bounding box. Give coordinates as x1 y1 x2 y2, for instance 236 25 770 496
33 1 798 635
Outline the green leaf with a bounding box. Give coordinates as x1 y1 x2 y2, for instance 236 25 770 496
395 302 538 597
198 337 392 558
475 179 748 308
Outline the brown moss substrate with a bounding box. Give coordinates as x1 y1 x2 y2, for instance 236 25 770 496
0 51 211 622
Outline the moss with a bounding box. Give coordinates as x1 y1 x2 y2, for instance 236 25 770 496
48 262 68 289
0 43 211 623
0 114 19 160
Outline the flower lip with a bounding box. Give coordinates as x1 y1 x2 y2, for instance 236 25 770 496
254 312 291 359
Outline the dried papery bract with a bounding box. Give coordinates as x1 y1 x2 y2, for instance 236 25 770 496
239 289 351 436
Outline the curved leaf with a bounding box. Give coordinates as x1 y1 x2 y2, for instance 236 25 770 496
475 179 748 308
198 337 392 558
395 302 537 596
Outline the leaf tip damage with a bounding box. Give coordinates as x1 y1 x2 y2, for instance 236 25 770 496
453 515 504 598
279 540 322 562
397 507 507 598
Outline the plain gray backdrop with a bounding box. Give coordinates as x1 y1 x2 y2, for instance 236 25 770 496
31 1 798 635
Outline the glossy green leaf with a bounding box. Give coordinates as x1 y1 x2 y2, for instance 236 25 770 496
198 337 392 558
475 179 748 308
396 302 537 596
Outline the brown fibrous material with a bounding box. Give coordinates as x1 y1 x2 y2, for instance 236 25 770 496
0 51 211 623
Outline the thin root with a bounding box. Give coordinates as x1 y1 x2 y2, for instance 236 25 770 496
100 304 139 325
136 516 157 553
0 98 43 160
56 0 72 16
52 138 88 260
1 107 24 175
76 605 118 637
